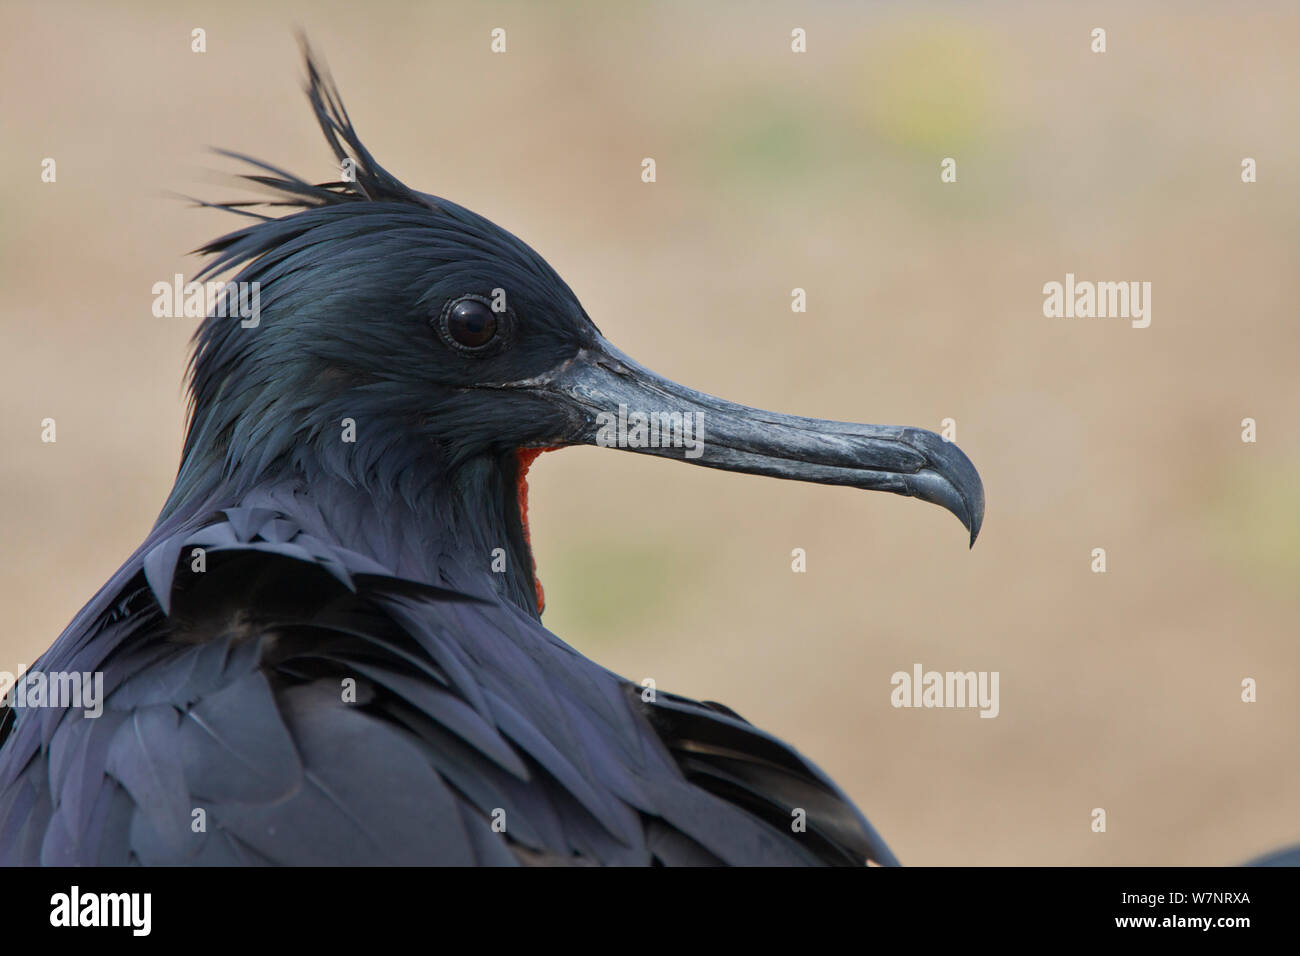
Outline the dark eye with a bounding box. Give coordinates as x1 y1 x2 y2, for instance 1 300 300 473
439 295 500 352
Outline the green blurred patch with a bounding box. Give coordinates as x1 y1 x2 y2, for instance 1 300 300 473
1207 459 1300 592
704 94 828 184
540 536 694 643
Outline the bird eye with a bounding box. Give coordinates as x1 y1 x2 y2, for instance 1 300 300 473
438 296 501 353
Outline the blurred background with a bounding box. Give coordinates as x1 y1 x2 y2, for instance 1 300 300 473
2 1 1297 865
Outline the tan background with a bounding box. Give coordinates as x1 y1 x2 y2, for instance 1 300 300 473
2 1 1297 864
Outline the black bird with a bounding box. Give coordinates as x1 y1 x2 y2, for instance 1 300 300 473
0 50 983 866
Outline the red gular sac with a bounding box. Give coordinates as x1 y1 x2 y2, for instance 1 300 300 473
514 446 558 614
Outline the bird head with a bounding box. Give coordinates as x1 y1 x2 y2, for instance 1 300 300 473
169 47 983 619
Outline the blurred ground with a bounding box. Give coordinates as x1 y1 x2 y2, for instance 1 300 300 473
2 1 1297 865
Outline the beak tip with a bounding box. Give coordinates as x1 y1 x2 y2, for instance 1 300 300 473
966 487 985 549
900 428 984 550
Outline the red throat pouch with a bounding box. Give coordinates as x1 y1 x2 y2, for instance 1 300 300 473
514 447 557 614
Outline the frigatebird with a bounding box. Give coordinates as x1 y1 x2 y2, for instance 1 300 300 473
0 49 983 866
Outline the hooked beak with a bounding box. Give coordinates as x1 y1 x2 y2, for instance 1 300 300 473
533 336 984 546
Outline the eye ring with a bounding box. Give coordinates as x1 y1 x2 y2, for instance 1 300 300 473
437 294 512 355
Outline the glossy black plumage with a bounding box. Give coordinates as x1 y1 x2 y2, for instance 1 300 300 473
0 490 896 865
0 47 986 866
